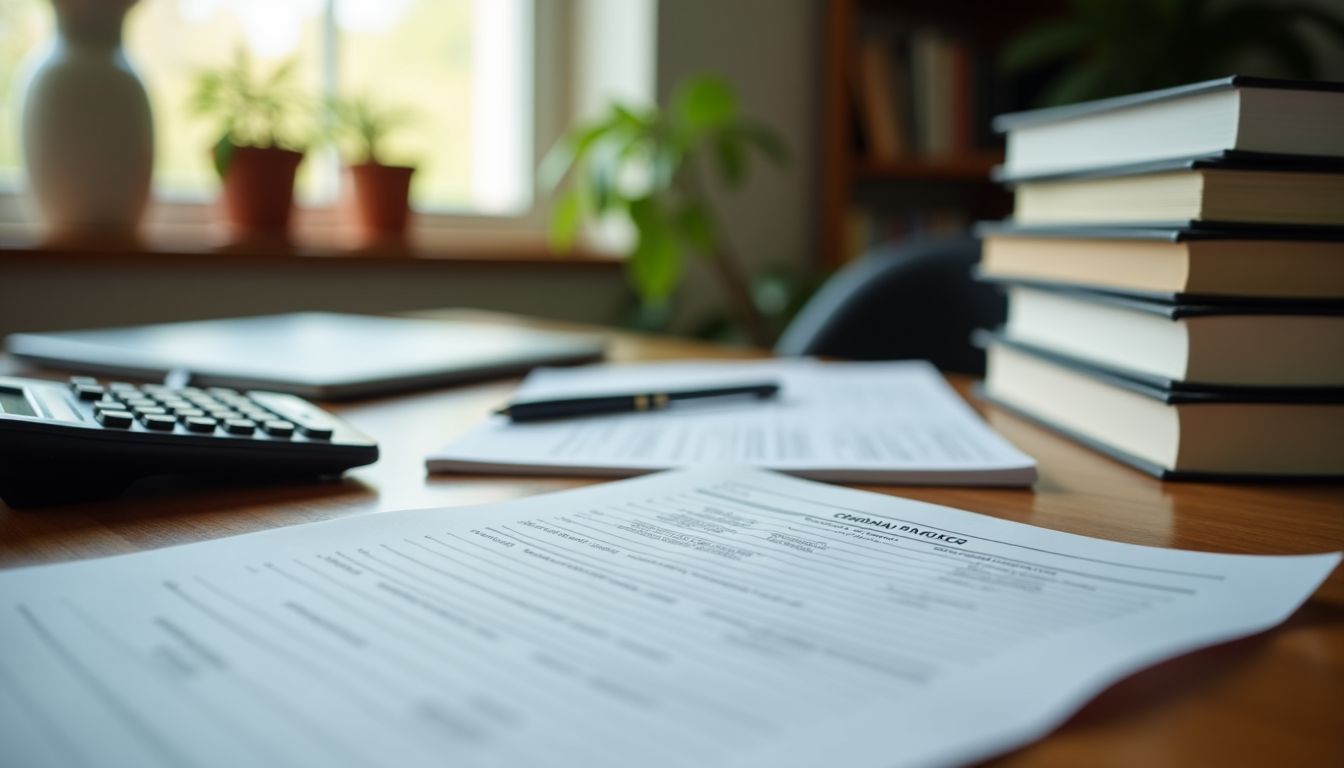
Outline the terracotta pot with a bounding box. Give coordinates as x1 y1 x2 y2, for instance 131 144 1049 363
221 146 304 236
348 162 415 244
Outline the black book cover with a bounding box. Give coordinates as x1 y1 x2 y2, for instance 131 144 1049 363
978 276 1344 313
992 75 1344 132
972 269 1344 307
974 220 1344 243
992 149 1344 184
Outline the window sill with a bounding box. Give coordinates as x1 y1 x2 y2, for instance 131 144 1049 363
0 225 623 271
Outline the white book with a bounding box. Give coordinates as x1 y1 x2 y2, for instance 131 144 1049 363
995 76 1344 179
427 359 1037 486
998 284 1344 387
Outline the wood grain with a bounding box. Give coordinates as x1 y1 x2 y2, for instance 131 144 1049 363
2 310 1341 766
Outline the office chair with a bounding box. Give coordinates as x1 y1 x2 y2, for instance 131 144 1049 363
774 237 1005 375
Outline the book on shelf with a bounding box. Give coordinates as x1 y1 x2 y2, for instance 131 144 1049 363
853 39 908 160
984 284 1344 387
999 152 1344 228
980 338 1344 480
994 75 1344 178
976 223 1344 301
849 27 979 161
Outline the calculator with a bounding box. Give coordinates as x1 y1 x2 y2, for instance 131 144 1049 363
0 375 379 508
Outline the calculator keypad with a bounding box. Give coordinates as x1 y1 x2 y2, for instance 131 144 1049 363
69 377 316 440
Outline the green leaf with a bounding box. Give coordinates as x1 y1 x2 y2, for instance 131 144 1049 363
211 133 234 178
538 119 622 193
714 133 748 187
676 203 715 254
627 197 683 304
611 104 650 129
673 74 739 134
548 188 585 251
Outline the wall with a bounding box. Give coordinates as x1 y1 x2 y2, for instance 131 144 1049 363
655 0 822 333
0 257 629 335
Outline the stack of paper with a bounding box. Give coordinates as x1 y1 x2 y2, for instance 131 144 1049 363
428 359 1037 485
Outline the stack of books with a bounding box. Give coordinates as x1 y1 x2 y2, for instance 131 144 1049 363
977 76 1344 479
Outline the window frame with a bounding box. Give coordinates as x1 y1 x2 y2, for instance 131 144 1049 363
0 0 575 248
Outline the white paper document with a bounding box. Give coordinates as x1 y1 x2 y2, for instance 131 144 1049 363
0 468 1336 768
427 359 1037 485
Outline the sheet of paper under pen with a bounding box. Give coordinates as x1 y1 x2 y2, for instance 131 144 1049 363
428 359 1038 485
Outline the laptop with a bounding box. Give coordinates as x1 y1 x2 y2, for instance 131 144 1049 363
6 312 606 400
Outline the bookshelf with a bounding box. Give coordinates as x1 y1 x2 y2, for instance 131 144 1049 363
819 0 1053 267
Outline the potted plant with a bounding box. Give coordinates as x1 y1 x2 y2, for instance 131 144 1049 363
327 96 417 246
190 51 307 239
543 74 787 346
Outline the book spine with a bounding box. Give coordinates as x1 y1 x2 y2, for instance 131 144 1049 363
949 40 972 154
853 40 903 161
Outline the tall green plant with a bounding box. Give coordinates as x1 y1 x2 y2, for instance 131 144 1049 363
543 74 787 346
1002 0 1344 106
189 49 308 176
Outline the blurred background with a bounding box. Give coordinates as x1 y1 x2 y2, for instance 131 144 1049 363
2 0 1342 344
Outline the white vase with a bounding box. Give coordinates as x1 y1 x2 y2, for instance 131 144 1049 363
20 0 153 241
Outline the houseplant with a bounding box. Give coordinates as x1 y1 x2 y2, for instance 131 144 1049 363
543 74 787 346
190 50 307 238
327 95 417 245
1001 0 1344 106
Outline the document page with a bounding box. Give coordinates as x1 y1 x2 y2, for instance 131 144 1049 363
0 468 1335 768
428 359 1037 485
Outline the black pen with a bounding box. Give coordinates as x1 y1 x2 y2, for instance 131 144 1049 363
496 381 781 422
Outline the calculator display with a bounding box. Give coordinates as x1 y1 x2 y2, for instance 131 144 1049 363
0 386 34 417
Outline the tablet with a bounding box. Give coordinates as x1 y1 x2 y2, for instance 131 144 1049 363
6 312 605 400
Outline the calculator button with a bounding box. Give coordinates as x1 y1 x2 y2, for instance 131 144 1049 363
142 414 177 431
73 383 106 400
95 410 134 428
133 406 168 417
223 418 256 435
69 376 99 386
93 399 124 411
208 387 240 399
262 420 295 438
247 393 339 438
184 416 218 433
108 382 138 392
300 425 334 440
174 408 206 419
121 397 156 409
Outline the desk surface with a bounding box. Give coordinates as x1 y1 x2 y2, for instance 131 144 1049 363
2 310 1342 767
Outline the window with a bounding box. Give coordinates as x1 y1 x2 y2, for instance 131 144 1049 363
1 0 539 224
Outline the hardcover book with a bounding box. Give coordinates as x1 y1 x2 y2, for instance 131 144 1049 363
994 75 1344 178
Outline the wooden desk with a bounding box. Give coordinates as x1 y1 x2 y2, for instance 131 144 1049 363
2 311 1341 766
